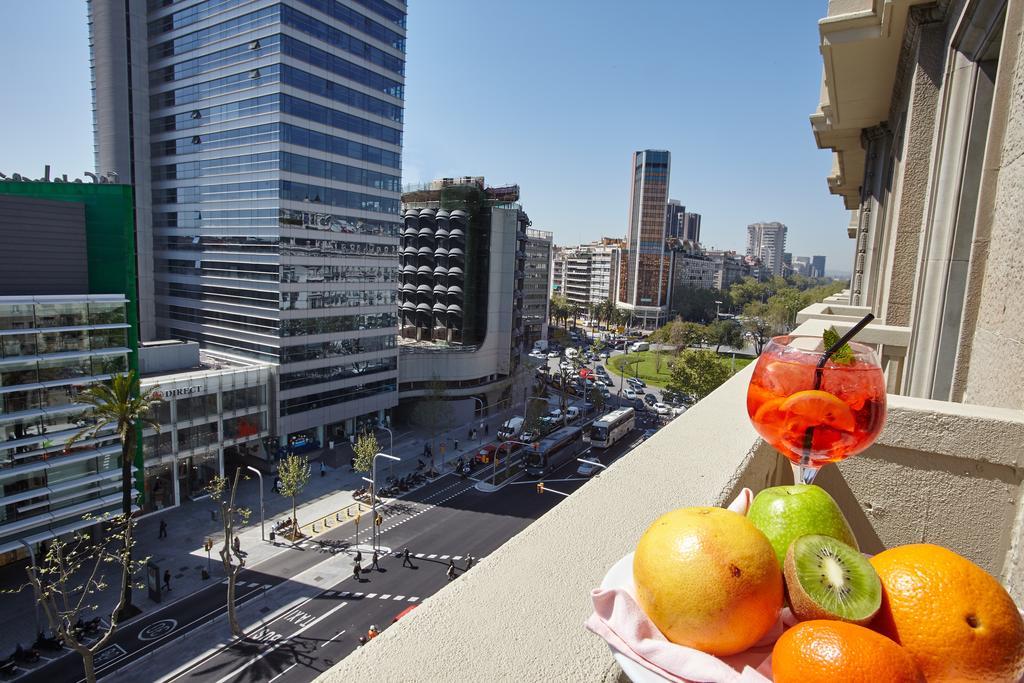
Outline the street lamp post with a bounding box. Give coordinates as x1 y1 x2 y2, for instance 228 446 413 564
245 466 265 541
469 396 485 444
370 452 400 551
379 426 394 479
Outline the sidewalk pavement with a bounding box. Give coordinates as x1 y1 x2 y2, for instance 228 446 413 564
0 410 516 658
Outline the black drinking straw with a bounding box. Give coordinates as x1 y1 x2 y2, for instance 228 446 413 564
801 313 876 469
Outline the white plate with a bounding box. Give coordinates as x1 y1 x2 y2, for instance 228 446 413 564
599 552 673 683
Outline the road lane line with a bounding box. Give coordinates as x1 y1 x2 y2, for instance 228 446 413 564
212 601 348 683
267 661 298 683
319 629 346 649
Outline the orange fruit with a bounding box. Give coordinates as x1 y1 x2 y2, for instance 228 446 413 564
870 544 1024 681
772 620 922 682
780 389 855 432
632 507 783 656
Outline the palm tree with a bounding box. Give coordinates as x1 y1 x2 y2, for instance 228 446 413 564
69 371 163 617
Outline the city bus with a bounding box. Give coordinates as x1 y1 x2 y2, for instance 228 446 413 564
589 407 636 449
523 426 583 477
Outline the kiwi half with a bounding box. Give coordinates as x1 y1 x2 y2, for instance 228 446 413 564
784 534 881 625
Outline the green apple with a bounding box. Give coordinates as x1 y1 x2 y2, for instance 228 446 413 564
747 485 858 567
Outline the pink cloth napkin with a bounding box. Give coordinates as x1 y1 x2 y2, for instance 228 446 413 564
585 488 797 683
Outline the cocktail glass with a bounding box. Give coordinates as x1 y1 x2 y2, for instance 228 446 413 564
746 335 887 485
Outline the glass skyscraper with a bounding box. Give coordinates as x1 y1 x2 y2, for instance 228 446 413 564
89 0 405 448
618 149 671 329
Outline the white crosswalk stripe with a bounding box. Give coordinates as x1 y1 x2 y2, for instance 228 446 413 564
380 594 391 599
408 596 419 602
427 554 437 559
365 593 377 598
414 553 425 558
452 556 462 560
393 595 405 600
439 555 449 560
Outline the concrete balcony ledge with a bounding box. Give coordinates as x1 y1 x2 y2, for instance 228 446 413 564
318 359 1024 682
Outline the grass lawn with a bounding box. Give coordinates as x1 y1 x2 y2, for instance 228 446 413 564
608 350 754 387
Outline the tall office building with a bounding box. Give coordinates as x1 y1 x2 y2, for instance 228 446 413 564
89 0 406 450
618 150 671 329
811 255 826 278
523 229 553 345
746 221 788 277
682 211 701 243
665 199 685 239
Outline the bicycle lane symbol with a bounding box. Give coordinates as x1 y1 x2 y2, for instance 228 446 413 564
94 643 127 666
138 619 178 641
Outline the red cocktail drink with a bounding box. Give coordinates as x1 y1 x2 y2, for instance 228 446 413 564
747 335 886 484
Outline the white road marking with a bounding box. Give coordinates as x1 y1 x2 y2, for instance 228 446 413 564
408 596 419 602
319 629 346 648
365 593 377 599
267 662 298 683
379 594 391 599
212 602 348 683
393 595 405 600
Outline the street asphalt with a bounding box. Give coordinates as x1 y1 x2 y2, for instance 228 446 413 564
13 421 647 683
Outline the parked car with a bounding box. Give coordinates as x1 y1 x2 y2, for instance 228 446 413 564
519 429 541 444
547 350 560 358
643 393 658 406
654 402 671 415
566 406 581 421
547 408 563 422
627 377 647 388
624 388 638 401
671 405 687 416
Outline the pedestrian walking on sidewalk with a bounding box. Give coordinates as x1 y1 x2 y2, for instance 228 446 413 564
355 550 363 564
158 519 167 539
163 570 172 592
454 439 459 451
466 555 475 571
320 460 326 477
446 559 456 582
402 547 414 568
352 560 361 581
371 550 380 571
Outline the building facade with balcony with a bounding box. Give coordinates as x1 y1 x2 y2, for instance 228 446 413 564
745 221 787 277
89 0 406 455
559 240 622 312
319 1 1024 679
396 179 528 414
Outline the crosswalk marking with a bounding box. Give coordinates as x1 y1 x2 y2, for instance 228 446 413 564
427 554 437 559
340 591 351 597
393 595 405 600
452 555 462 560
439 555 449 560
365 593 377 599
380 594 391 599
354 592 364 597
408 596 419 602
414 553 425 558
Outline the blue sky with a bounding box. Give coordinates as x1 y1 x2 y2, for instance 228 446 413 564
0 1 852 273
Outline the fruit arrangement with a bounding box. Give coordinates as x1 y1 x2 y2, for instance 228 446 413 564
630 485 1024 682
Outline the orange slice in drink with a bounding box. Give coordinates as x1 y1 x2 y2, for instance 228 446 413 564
779 390 855 432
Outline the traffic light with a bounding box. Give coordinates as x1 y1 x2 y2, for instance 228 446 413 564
536 482 544 494
203 538 213 552
375 513 383 527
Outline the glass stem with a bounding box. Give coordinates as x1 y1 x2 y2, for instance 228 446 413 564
791 460 820 485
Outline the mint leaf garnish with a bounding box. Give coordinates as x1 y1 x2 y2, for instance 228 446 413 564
823 326 855 365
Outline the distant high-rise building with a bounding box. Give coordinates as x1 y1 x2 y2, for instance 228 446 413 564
559 240 622 311
793 256 812 276
665 199 685 239
619 150 671 328
811 255 827 278
682 212 701 243
746 222 788 277
523 229 553 344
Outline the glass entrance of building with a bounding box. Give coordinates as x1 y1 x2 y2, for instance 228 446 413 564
177 451 218 501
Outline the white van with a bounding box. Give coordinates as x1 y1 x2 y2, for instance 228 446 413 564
565 347 579 359
497 416 524 441
566 406 581 421
629 341 650 352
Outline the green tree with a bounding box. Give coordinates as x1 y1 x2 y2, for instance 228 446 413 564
768 287 805 332
743 301 774 355
278 454 311 531
665 349 732 402
669 321 712 350
206 469 251 636
729 277 770 308
670 286 728 323
710 319 744 353
69 371 162 618
590 386 606 415
353 432 379 473
15 514 145 683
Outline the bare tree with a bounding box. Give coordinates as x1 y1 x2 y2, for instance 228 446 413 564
206 470 250 637
15 514 146 683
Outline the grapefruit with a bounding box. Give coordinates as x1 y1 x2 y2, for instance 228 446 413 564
632 507 783 656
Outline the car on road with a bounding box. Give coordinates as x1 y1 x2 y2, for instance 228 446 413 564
627 377 647 389
643 393 658 406
671 405 687 416
654 402 671 415
566 406 581 421
598 386 610 398
547 408 563 422
576 457 601 477
547 350 560 358
624 388 638 401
